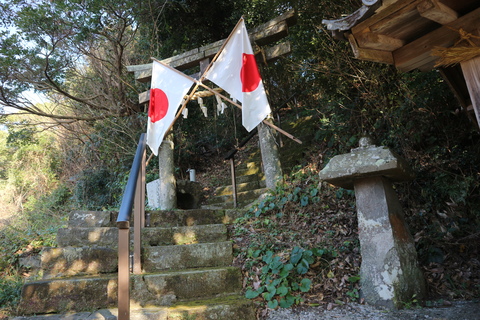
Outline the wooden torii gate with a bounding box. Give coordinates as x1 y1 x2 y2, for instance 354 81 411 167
127 10 297 209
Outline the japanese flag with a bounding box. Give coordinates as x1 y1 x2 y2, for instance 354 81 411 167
147 60 194 155
204 19 271 132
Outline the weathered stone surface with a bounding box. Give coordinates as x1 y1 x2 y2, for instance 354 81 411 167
130 267 242 307
355 176 425 308
12 297 255 320
167 295 255 320
17 267 243 315
17 275 118 315
319 141 414 189
68 211 114 228
319 138 424 309
176 180 202 209
41 247 117 279
142 241 232 272
258 119 283 189
142 224 227 246
57 227 118 247
157 135 177 210
147 209 227 227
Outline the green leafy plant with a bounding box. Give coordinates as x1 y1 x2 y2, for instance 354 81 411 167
245 246 330 308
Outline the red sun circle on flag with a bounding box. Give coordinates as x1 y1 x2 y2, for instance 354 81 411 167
241 53 261 92
148 88 169 123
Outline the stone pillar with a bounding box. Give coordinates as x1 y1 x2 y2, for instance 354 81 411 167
258 119 283 189
319 137 425 309
157 133 176 209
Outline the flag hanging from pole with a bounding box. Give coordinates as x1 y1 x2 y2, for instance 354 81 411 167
204 18 271 132
147 60 195 155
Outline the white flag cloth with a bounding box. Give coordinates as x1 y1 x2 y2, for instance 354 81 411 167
147 61 195 155
204 19 271 132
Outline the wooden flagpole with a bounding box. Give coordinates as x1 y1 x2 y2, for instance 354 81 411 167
198 16 245 82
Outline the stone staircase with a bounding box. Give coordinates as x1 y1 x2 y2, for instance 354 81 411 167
205 160 268 209
14 209 255 319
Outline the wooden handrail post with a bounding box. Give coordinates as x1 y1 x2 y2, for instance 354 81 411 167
117 133 146 320
118 225 130 320
230 157 237 208
133 148 146 274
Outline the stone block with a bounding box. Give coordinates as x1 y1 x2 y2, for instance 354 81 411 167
142 241 232 272
319 143 414 189
142 224 227 246
68 210 114 228
355 176 425 308
57 227 118 247
130 267 242 307
41 247 117 279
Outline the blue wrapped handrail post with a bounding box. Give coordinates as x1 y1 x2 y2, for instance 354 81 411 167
117 133 146 320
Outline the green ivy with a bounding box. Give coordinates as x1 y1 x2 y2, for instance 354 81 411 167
244 246 335 308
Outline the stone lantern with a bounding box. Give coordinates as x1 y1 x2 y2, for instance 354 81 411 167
319 137 425 309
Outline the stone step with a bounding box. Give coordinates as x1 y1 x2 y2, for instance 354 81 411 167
142 224 227 246
68 210 116 228
236 165 262 177
40 246 117 279
66 209 229 228
142 241 232 272
12 295 255 319
57 224 228 247
214 180 266 196
43 239 231 279
57 227 118 247
236 172 265 184
207 188 268 205
17 267 243 315
147 209 230 227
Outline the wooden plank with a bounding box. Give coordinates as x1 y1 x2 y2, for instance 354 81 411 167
251 9 297 32
356 32 405 50
394 6 480 72
369 1 423 36
352 0 419 34
417 0 458 25
139 90 149 105
348 33 394 64
251 20 288 46
200 39 225 57
135 40 292 84
461 56 480 127
264 41 291 61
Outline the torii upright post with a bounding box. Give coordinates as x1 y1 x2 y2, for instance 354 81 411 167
157 132 176 209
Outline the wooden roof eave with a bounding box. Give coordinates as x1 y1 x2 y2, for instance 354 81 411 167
322 0 480 72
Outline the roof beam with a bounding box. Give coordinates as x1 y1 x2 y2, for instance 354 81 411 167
355 32 405 51
347 33 394 64
394 6 480 72
417 0 458 25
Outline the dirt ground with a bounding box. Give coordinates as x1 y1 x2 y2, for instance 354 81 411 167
264 300 480 320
